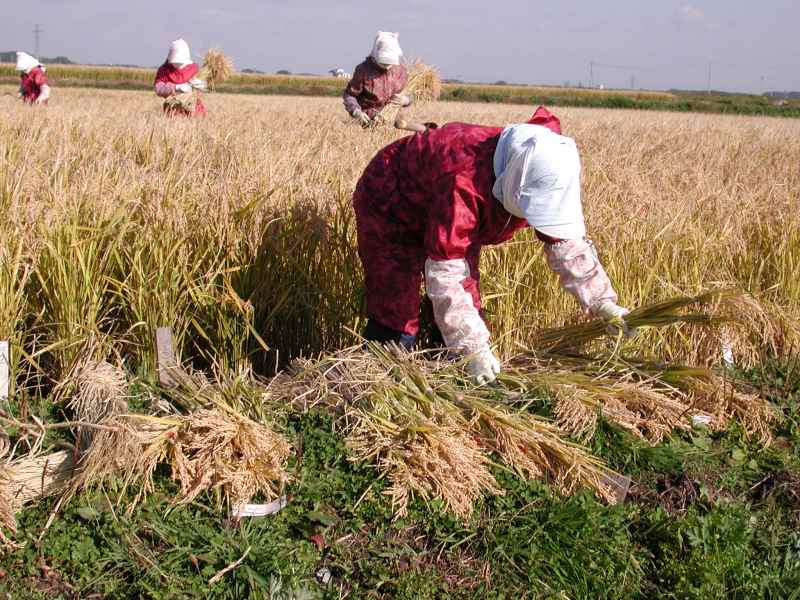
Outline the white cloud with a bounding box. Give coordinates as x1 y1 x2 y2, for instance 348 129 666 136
677 4 705 25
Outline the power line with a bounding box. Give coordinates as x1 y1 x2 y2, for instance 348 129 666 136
33 24 43 57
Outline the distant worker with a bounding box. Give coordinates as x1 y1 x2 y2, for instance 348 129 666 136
343 31 412 128
154 39 207 117
353 107 634 384
16 52 51 105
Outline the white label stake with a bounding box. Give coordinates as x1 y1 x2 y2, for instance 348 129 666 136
0 341 9 401
156 327 179 387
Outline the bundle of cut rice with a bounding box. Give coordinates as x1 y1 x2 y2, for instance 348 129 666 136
73 407 291 512
199 49 234 91
0 451 77 546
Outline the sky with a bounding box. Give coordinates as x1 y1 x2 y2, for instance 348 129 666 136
3 0 799 93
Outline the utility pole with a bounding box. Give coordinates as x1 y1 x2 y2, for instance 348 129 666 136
589 61 595 89
33 24 43 57
630 74 636 90
706 62 712 95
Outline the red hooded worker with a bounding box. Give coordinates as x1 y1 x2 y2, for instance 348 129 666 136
154 39 207 117
354 108 634 384
16 52 51 105
343 31 412 128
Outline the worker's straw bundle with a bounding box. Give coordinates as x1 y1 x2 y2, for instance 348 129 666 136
200 49 234 91
376 59 442 127
405 59 442 102
523 352 779 445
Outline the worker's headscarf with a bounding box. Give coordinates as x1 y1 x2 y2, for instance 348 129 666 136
370 31 402 66
167 39 193 66
15 52 41 73
492 124 586 240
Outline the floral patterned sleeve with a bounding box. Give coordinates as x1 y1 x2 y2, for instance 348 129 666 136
543 238 618 315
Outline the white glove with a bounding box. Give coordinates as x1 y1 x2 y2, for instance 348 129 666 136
466 346 501 385
175 83 192 94
352 109 372 127
391 93 412 107
35 85 50 104
595 301 636 338
189 77 207 91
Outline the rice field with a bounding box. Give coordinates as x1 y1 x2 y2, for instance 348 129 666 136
1 87 800 596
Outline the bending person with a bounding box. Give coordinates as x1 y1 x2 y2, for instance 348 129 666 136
353 108 633 384
154 39 207 117
343 31 412 128
16 52 51 105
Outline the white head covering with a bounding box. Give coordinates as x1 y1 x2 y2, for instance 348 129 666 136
16 51 41 73
370 31 402 66
492 124 586 240
167 39 192 66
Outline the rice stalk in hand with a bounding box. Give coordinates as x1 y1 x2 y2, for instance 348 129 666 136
200 49 234 91
538 352 777 444
535 288 744 353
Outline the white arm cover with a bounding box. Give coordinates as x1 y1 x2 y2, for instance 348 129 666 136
544 238 618 315
424 258 490 354
38 85 51 102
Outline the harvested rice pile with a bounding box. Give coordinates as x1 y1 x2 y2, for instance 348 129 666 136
287 345 619 517
71 370 292 512
279 288 780 518
73 408 291 512
0 288 784 543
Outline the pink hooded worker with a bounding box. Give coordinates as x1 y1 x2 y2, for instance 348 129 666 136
154 39 207 117
16 52 51 105
343 31 412 127
354 108 634 384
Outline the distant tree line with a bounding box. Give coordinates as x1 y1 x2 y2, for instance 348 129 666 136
0 51 74 64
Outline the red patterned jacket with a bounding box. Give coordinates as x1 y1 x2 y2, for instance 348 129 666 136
153 62 206 117
20 66 49 104
353 108 562 335
343 57 408 117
